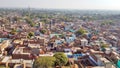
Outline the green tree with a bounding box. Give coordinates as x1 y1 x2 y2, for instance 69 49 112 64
25 18 35 27
101 20 114 26
101 44 108 48
53 52 68 67
33 56 56 68
27 32 34 38
40 29 46 34
100 42 109 52
10 28 17 35
30 22 35 27
76 28 86 36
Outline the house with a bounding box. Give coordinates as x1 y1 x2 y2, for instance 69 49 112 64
55 39 65 45
28 39 45 48
0 38 8 43
5 58 33 68
38 22 43 28
65 34 76 43
34 30 40 36
50 34 62 38
12 47 43 60
90 40 101 46
0 40 10 53
13 39 23 45
64 25 71 31
80 38 88 46
100 57 115 68
89 49 116 68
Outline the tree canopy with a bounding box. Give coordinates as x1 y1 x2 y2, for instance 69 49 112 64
53 52 68 67
40 29 46 34
25 18 35 27
75 28 86 36
33 56 56 68
101 20 114 26
27 32 34 38
10 28 17 35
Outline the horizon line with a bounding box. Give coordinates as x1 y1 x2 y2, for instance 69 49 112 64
0 7 120 11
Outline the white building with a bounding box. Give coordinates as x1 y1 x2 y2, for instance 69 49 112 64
80 38 88 46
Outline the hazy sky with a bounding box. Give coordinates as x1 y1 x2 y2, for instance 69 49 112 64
0 0 120 10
